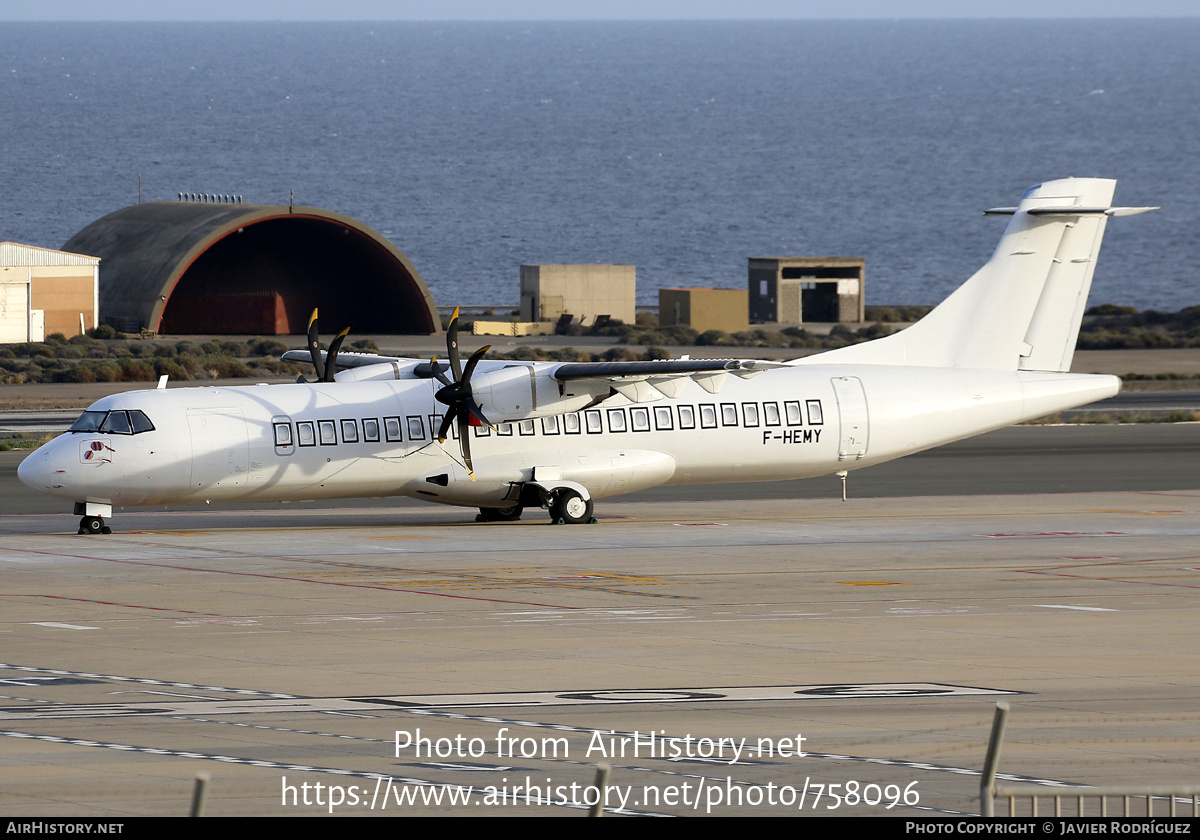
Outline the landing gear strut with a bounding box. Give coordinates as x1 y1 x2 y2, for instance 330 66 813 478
78 516 111 535
476 504 524 523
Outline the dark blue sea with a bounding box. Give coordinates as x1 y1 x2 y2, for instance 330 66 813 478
1 20 1197 310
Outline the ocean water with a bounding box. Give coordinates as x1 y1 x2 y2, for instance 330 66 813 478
1 20 1197 311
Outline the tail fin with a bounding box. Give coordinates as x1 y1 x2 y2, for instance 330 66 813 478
793 178 1156 372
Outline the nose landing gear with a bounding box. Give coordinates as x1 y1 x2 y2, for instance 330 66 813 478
78 516 111 535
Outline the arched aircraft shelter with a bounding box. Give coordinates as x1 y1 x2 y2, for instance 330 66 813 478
63 201 440 335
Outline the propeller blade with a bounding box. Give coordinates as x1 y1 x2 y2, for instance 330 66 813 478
461 344 491 382
437 409 456 444
464 396 493 429
458 411 475 480
322 327 351 383
429 306 488 481
306 308 325 381
429 357 454 389
447 306 463 380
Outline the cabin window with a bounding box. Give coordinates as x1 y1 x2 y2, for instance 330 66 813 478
406 416 426 440
585 410 603 434
607 408 627 432
298 421 316 446
654 406 674 431
273 422 293 448
341 419 359 443
474 423 490 437
630 407 650 432
763 402 781 426
384 417 402 442
496 423 513 436
678 405 696 429
785 401 803 426
699 404 717 429
319 420 337 445
517 419 535 436
542 416 560 435
807 400 824 425
721 403 738 426
363 418 380 442
742 403 760 427
563 413 581 434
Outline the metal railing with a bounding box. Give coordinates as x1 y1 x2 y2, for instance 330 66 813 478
982 702 1200 817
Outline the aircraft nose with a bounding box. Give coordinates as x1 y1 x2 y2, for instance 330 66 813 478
17 446 66 492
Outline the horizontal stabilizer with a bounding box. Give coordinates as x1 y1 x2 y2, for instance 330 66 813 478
794 178 1155 373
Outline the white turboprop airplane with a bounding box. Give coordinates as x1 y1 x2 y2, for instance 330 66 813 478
18 178 1156 534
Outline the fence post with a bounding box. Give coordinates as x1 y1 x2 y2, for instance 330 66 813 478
981 701 1010 817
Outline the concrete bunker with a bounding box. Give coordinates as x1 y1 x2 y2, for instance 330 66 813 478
63 201 440 335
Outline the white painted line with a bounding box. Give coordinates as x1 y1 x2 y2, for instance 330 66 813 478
30 622 99 630
1033 604 1116 612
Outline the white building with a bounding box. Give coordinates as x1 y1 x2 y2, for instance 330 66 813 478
0 242 100 342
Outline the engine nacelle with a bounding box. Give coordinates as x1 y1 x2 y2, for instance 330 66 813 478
334 361 424 383
471 364 608 423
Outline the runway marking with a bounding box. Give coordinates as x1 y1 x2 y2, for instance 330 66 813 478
1035 604 1117 612
361 535 435 540
0 683 1018 721
834 581 909 587
0 664 300 698
6 593 221 617
0 677 101 687
363 683 1015 710
1087 510 1188 516
985 531 1128 538
30 622 98 630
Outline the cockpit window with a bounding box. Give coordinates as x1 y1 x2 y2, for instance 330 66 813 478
69 411 107 432
69 409 155 435
129 410 155 433
100 411 132 434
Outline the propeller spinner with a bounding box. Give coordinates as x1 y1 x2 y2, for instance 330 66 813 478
430 308 492 479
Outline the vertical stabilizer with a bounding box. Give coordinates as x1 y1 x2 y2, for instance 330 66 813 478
792 178 1156 372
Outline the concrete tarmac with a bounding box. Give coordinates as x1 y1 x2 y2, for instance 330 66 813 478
1 426 1199 817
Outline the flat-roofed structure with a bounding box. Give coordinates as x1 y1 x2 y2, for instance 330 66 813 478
0 242 100 341
62 200 439 335
519 264 636 326
749 257 865 324
659 287 749 333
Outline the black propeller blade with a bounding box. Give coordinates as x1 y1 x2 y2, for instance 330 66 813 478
431 308 492 479
305 308 350 384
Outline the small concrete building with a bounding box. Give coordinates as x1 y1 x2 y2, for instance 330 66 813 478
659 287 749 333
0 242 100 342
749 257 865 324
519 264 636 326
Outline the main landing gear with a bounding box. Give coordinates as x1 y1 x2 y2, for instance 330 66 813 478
78 516 111 535
476 504 524 523
548 488 595 525
475 483 597 525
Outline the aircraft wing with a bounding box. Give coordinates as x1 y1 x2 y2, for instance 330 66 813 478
281 349 416 369
285 347 786 407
